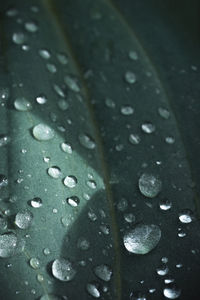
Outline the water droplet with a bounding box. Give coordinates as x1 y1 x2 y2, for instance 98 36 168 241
117 198 128 211
14 97 32 111
67 196 80 207
21 44 30 51
30 197 42 208
162 257 168 264
64 75 80 92
124 213 135 223
40 294 61 300
123 224 161 254
63 176 77 188
79 133 96 149
159 199 172 211
163 284 181 299
56 52 68 65
141 122 155 134
130 291 146 300
121 105 134 115
179 209 194 223
124 71 137 84
52 258 76 281
0 175 8 189
94 265 112 282
0 87 10 101
12 32 25 44
15 209 33 229
105 97 115 108
156 265 169 276
33 124 55 141
139 173 162 198
47 167 61 179
57 99 69 111
46 63 57 74
39 49 51 59
165 136 175 144
36 94 47 104
128 50 138 60
53 84 65 98
129 134 140 145
88 210 97 221
61 142 72 154
0 233 18 258
43 248 51 255
6 8 18 17
158 107 170 119
0 215 7 230
77 237 90 250
86 283 100 298
37 274 44 282
24 21 38 32
86 180 97 189
29 257 40 269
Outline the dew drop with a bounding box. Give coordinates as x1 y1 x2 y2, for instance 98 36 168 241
105 97 115 108
15 209 33 229
121 105 134 115
156 265 169 276
33 124 55 141
30 197 42 208
64 75 80 92
86 283 100 298
129 134 140 145
179 209 194 223
158 107 170 119
124 71 137 84
0 233 18 258
123 224 161 254
0 87 10 101
40 294 61 300
24 21 38 32
39 49 51 59
47 167 61 179
29 257 40 269
14 97 32 111
46 63 57 74
163 284 181 299
57 99 69 111
139 173 162 198
43 248 51 255
86 180 97 189
79 133 96 149
56 52 68 65
141 122 155 134
63 176 77 188
36 94 47 104
52 258 76 281
77 237 90 250
159 199 172 211
124 213 135 223
66 196 80 207
53 84 65 98
6 8 18 17
94 265 112 282
128 50 138 60
61 142 72 154
12 32 25 45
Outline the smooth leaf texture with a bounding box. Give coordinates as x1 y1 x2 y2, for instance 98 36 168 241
0 0 200 299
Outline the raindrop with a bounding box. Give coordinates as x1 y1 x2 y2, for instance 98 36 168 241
66 196 80 207
0 233 17 258
15 209 33 229
64 75 80 92
139 173 162 198
29 257 40 269
129 134 140 145
163 284 181 299
46 63 57 73
24 21 38 32
141 122 155 134
123 223 161 254
128 50 138 60
159 199 172 211
79 133 96 149
179 209 194 224
158 107 170 119
30 197 42 208
86 283 100 298
36 94 47 104
94 265 112 282
33 124 55 141
121 105 134 115
39 49 51 59
14 97 32 111
86 180 97 189
63 176 77 188
57 99 69 110
0 175 8 189
12 32 25 45
77 237 90 250
47 167 61 179
56 52 68 65
61 142 72 154
124 71 137 84
52 258 76 281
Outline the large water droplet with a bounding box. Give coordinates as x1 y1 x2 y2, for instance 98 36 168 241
86 283 100 298
163 284 181 299
139 173 162 198
124 71 137 84
52 258 76 281
24 21 38 32
94 264 112 282
79 133 96 149
63 176 77 188
179 209 194 223
12 32 25 44
123 224 161 254
64 75 80 92
0 233 17 258
47 167 61 179
14 97 32 111
33 124 55 141
67 196 80 207
141 122 155 134
15 209 33 229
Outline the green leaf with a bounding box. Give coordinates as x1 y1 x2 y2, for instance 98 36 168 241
0 0 199 299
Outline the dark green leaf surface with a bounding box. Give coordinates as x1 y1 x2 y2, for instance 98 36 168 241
0 0 199 299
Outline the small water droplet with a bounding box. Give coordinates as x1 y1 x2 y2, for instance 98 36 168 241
158 107 170 119
46 63 57 73
56 52 68 65
39 49 51 59
128 50 138 60
37 274 44 282
63 176 77 188
57 99 69 111
52 258 76 281
179 209 194 223
0 87 10 101
117 198 128 211
79 133 96 149
124 213 135 223
0 135 10 147
121 105 134 115
61 142 72 154
159 199 172 211
129 134 140 145
53 84 65 97
33 124 55 141
12 32 25 44
30 197 42 208
86 180 97 189
123 224 161 254
0 175 8 189
163 284 181 299
86 283 100 298
15 209 33 229
6 8 18 17
24 21 38 32
156 265 169 276
139 173 162 198
77 237 90 250
47 167 61 179
29 257 40 269
66 196 80 207
141 122 155 134
124 71 137 84
105 97 115 108
40 294 61 300
14 97 32 111
165 136 175 144
94 265 112 282
36 94 47 104
88 210 97 221
64 75 80 92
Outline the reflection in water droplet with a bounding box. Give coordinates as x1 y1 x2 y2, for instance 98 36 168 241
79 133 96 149
123 224 161 254
67 196 80 207
124 71 137 84
64 75 80 92
30 197 42 208
139 173 162 198
33 124 55 141
129 134 140 145
163 284 181 299
52 258 76 281
12 32 25 44
38 49 51 59
141 122 155 134
61 142 72 154
47 167 61 179
121 105 134 115
179 209 193 223
24 21 38 32
14 97 32 111
86 283 100 298
63 176 77 188
36 94 47 104
29 257 40 269
15 209 33 229
94 265 112 282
